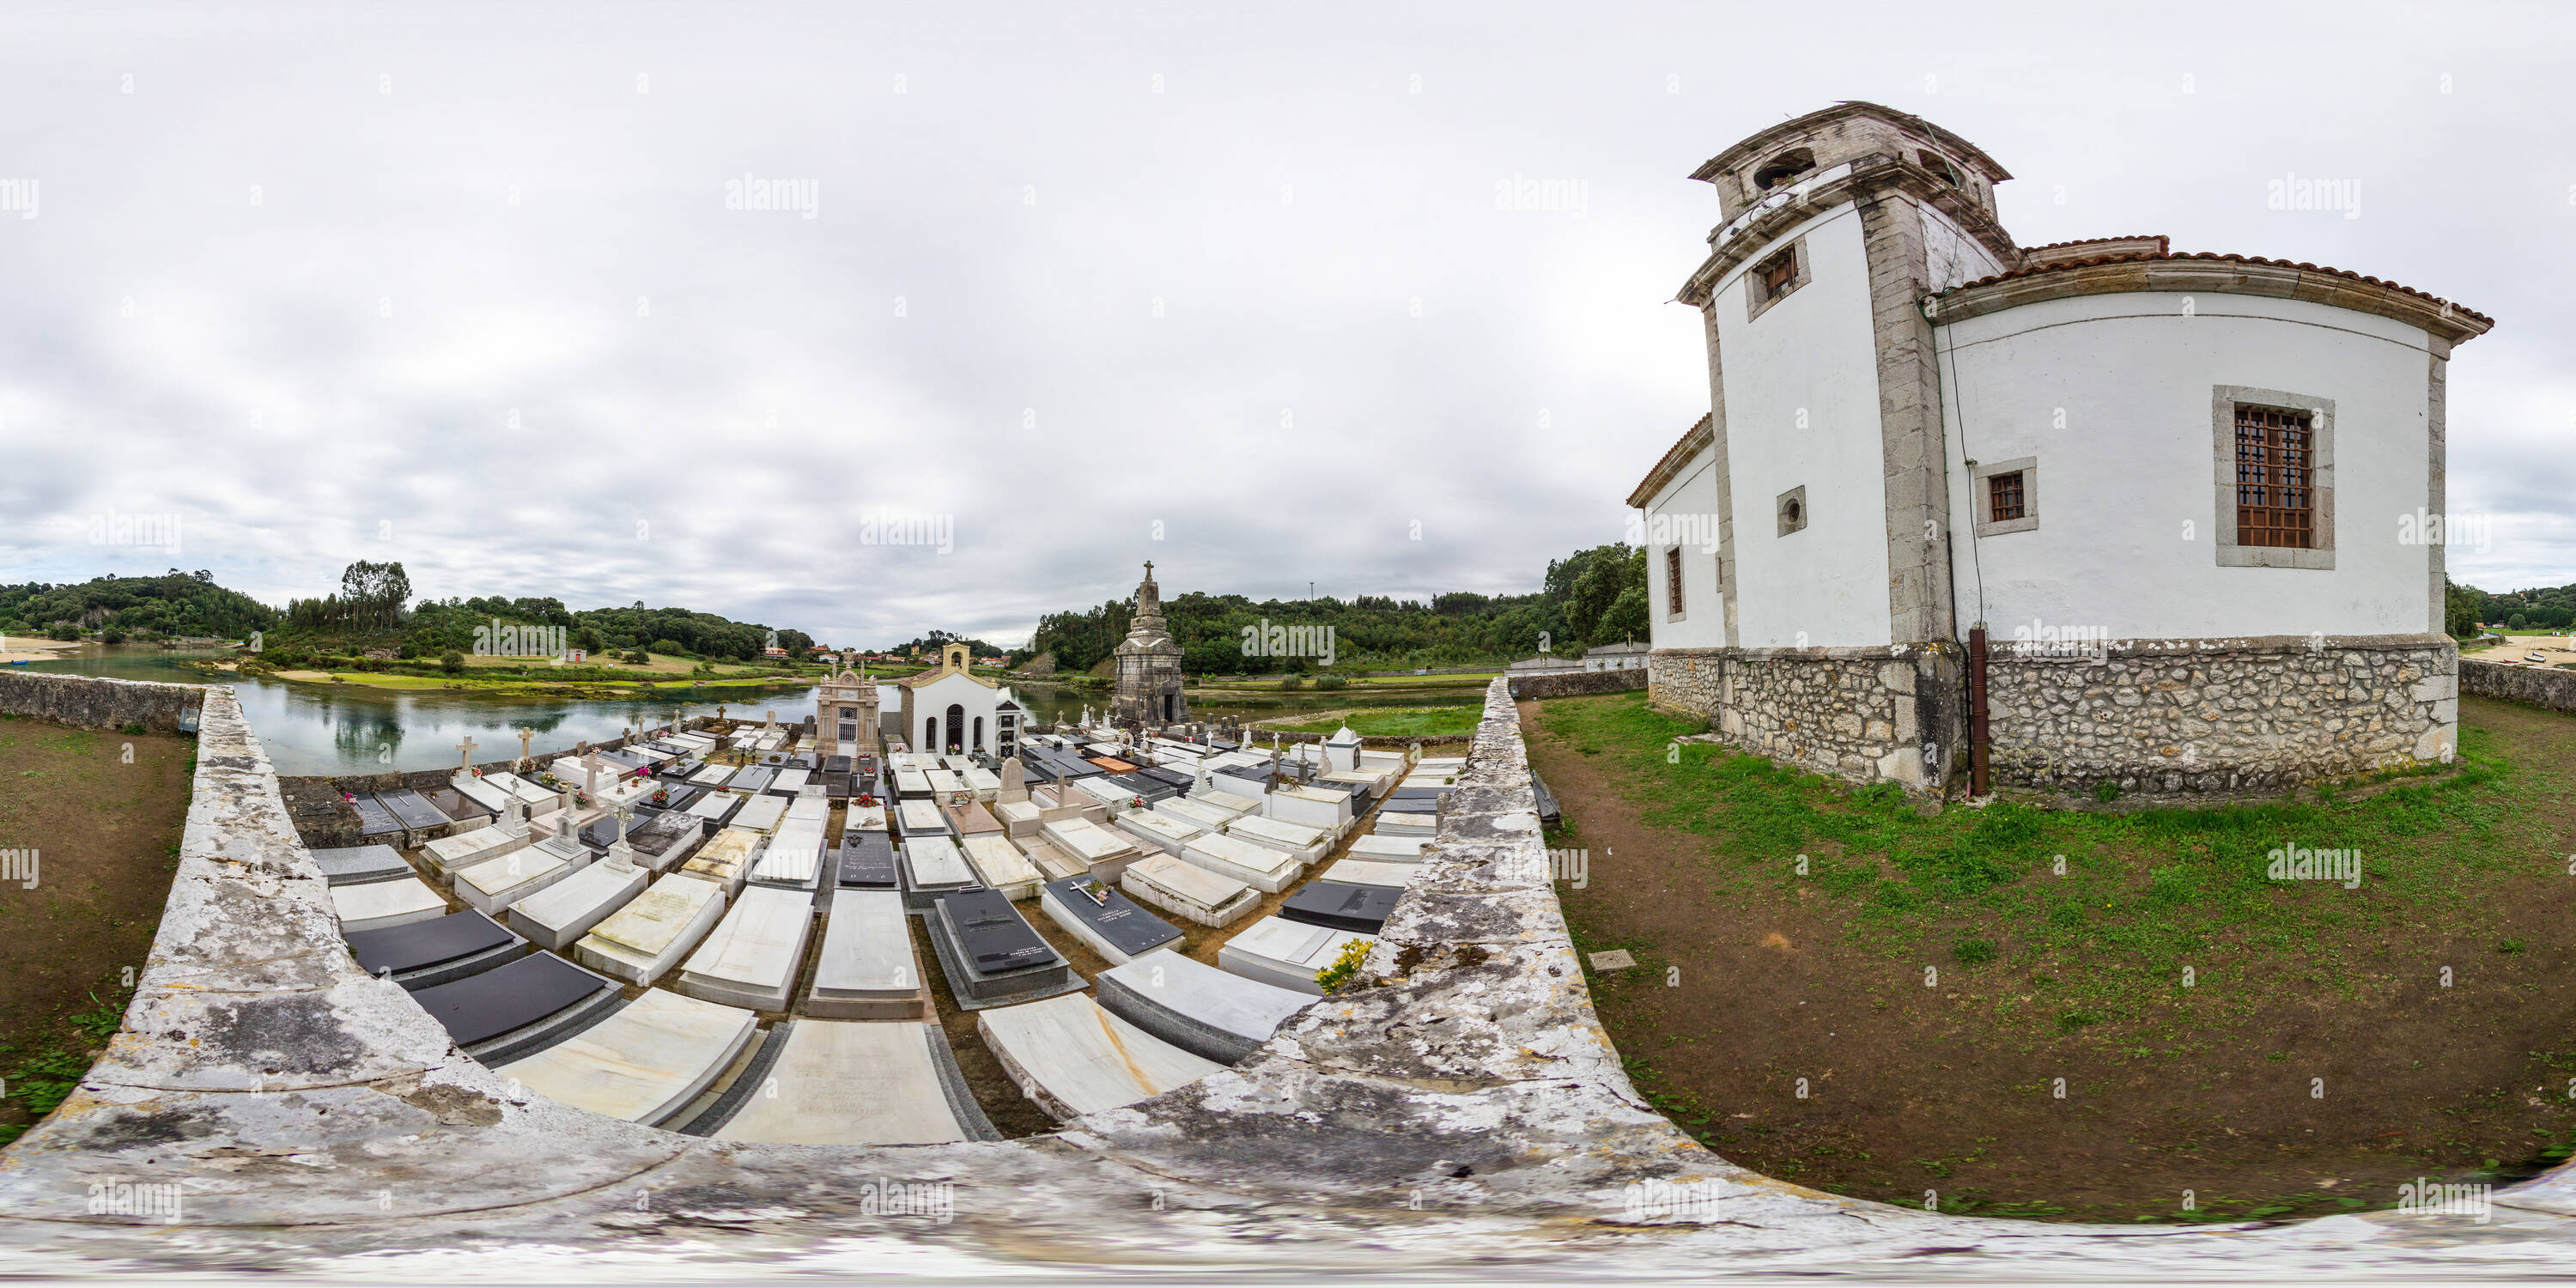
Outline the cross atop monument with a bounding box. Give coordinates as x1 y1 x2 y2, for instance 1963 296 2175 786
456 735 477 773
1142 560 1152 576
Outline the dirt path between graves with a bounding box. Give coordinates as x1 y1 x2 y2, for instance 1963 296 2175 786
0 718 192 1145
1527 695 2576 1224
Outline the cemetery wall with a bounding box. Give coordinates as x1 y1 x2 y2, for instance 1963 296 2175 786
1984 635 2457 795
0 670 203 734
2461 656 2576 715
13 674 2576 1275
1504 669 1648 700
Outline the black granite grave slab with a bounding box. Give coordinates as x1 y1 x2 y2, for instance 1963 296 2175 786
643 781 704 811
377 789 452 831
822 755 852 775
1041 875 1184 960
349 794 403 840
835 831 898 889
411 952 620 1057
1279 880 1400 935
1137 766 1194 791
580 807 665 849
660 756 707 779
787 752 817 769
345 908 530 989
417 783 494 823
922 888 1080 1010
1105 772 1178 804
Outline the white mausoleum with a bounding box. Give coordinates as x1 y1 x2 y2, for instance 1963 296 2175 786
1629 101 2490 795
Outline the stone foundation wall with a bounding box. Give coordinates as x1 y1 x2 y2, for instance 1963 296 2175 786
2461 657 2576 715
1505 669 1647 700
1984 635 2458 795
0 671 205 734
1649 647 1964 791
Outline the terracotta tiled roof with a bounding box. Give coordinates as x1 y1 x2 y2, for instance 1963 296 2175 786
1625 412 1713 508
2019 235 2164 253
1946 250 2493 328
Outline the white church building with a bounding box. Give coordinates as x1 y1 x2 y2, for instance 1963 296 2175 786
890 643 1024 757
1630 101 2488 796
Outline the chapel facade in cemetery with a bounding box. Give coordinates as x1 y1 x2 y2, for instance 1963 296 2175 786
1112 562 1190 729
891 642 1024 756
1630 100 2491 796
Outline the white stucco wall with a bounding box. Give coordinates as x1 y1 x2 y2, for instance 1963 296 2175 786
1710 203 1893 648
1643 459 1725 650
1920 204 2009 292
1935 291 2439 640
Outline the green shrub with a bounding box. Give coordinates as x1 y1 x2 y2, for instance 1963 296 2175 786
398 641 418 659
99 627 126 644
1280 675 1306 690
2092 781 2122 803
440 651 465 674
1953 937 1997 966
1315 675 1349 690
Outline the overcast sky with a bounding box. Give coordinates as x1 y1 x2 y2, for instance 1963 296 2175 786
3 1 2567 647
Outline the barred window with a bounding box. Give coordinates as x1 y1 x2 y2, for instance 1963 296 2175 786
1665 547 1684 615
2234 405 2313 549
1988 471 2025 522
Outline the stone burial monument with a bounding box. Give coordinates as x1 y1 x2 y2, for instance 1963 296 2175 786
1112 561 1188 729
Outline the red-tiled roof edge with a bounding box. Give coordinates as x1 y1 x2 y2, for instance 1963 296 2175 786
1944 250 2494 329
1625 412 1714 509
2019 235 2166 253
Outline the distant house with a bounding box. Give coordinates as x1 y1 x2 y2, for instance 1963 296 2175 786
762 646 790 659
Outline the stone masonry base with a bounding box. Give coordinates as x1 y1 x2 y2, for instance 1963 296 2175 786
1649 635 2457 797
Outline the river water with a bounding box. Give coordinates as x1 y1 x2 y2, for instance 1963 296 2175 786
16 647 1476 775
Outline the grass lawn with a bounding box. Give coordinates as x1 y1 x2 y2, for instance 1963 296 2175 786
1267 705 1482 738
1533 689 2576 1223
0 716 190 1149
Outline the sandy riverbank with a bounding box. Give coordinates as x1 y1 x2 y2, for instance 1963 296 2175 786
0 638 87 665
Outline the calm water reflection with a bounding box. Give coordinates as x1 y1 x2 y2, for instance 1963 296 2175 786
19 648 1475 775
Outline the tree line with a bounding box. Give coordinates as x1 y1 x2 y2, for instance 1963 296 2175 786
0 573 278 642
1012 543 1650 675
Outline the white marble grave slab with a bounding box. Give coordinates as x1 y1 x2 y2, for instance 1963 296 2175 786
1178 833 1300 894
1318 858 1426 890
453 846 576 915
676 885 814 1012
507 860 652 951
1349 834 1430 862
1115 810 1204 858
808 890 930 1020
712 1020 969 1145
727 793 788 835
1218 915 1376 997
680 829 760 896
495 988 756 1127
1098 948 1311 1063
959 834 1040 901
328 874 445 933
976 992 1221 1121
422 823 530 875
574 872 728 986
1224 815 1330 868
1374 812 1438 837
1041 817 1142 880
1121 854 1258 928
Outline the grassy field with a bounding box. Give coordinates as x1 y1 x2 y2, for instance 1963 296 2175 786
0 717 191 1149
1266 705 1481 737
1534 689 2576 1222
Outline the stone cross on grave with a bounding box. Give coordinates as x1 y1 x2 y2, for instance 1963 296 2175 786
456 735 478 775
516 726 534 770
553 787 578 841
583 761 601 796
501 795 529 836
764 709 776 730
605 804 638 872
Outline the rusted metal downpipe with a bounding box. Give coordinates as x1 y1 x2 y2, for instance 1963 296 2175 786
1967 621 1990 796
